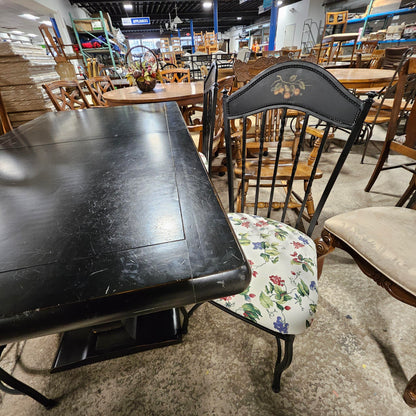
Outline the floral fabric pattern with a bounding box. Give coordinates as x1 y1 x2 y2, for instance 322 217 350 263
213 213 318 335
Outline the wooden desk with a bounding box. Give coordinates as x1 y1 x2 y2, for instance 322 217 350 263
103 82 204 107
327 68 395 89
0 103 250 406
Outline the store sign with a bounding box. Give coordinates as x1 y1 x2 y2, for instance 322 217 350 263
121 17 151 26
263 0 273 8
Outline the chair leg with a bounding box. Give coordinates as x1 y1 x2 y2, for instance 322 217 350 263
396 174 416 207
180 303 203 334
272 334 295 393
364 141 391 192
0 345 56 409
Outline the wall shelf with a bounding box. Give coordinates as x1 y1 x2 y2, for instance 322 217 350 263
348 7 416 24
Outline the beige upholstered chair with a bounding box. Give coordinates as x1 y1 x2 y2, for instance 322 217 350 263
316 205 416 407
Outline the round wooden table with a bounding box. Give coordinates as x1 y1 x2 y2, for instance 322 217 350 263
327 68 395 90
103 81 204 107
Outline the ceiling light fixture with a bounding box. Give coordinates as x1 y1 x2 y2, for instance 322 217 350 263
19 13 39 20
124 3 133 11
203 2 212 9
237 17 242 20
40 20 52 26
11 30 24 34
27 33 38 37
278 0 283 5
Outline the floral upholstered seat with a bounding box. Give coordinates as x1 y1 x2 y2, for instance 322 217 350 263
213 213 318 335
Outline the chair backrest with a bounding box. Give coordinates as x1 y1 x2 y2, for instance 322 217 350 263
39 23 68 63
159 38 171 52
385 58 416 149
324 11 348 34
358 40 379 54
200 62 219 172
84 76 115 106
223 61 374 235
160 68 191 83
368 49 385 68
382 47 412 69
0 91 12 134
233 56 290 86
42 80 91 111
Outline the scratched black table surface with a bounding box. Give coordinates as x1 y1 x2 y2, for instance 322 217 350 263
0 102 250 349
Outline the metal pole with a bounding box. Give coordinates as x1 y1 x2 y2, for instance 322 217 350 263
190 19 195 53
213 0 219 34
269 0 278 51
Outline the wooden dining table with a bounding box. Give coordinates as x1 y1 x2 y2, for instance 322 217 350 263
327 67 396 90
103 81 204 107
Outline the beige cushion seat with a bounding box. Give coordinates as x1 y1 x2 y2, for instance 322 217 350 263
324 207 416 296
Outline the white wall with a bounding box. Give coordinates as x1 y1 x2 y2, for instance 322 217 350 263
35 0 89 44
222 26 246 53
271 0 324 51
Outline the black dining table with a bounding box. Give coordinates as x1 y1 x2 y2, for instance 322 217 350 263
0 102 250 407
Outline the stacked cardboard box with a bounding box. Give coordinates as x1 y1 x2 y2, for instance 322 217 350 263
0 42 59 128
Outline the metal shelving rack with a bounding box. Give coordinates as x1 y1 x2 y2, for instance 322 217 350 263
70 11 122 69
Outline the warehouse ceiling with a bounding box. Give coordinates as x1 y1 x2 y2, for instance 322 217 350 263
69 0 270 37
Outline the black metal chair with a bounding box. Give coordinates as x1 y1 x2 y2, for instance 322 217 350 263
183 61 373 393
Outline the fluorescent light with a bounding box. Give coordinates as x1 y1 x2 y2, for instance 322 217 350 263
40 20 52 26
27 33 38 37
278 0 283 4
11 30 24 34
203 2 212 9
124 3 133 10
237 17 242 20
19 13 39 20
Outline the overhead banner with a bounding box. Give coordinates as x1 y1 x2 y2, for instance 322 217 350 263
122 17 151 26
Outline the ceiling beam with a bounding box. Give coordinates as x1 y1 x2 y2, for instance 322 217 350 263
108 10 259 19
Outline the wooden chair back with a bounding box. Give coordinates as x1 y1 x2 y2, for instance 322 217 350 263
368 49 385 68
194 32 206 53
160 51 177 67
359 40 379 54
223 61 374 234
39 23 68 64
159 38 171 52
233 56 290 86
382 47 412 69
42 80 91 111
0 91 12 134
84 76 115 106
171 37 182 52
160 68 191 83
325 11 348 33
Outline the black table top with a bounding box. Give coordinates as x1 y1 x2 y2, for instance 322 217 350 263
0 102 250 344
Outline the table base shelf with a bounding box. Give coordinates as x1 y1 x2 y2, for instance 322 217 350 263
51 309 182 373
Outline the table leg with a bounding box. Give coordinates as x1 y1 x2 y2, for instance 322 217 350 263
0 345 57 409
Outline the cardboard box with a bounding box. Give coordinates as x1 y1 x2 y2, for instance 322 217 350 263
74 19 109 33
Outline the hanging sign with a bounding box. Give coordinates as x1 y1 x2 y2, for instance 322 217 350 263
122 17 151 26
263 0 273 7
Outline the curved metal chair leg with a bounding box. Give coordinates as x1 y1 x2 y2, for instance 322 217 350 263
180 303 204 334
272 334 295 393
